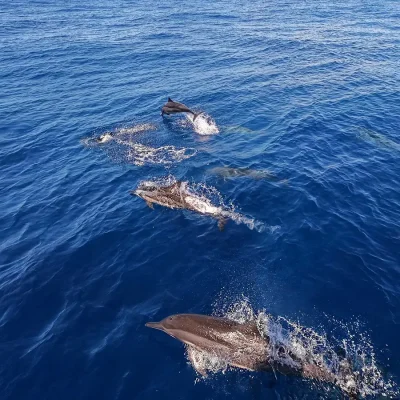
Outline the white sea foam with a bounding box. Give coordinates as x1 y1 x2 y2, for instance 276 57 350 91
186 113 219 135
97 133 114 143
181 179 263 232
184 195 221 216
82 123 196 165
186 298 399 398
123 142 196 166
115 123 157 135
81 123 157 147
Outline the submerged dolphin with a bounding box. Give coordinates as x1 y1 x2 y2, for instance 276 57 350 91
131 181 229 230
208 166 277 181
356 126 400 151
161 98 201 120
94 123 158 144
146 313 359 398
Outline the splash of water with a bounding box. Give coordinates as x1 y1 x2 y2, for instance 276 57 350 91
183 180 265 232
186 113 219 135
186 298 399 398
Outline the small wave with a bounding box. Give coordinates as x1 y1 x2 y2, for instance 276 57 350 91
187 299 399 398
186 114 219 135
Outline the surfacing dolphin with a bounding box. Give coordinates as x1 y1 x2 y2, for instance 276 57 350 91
131 180 230 230
146 313 359 398
161 98 201 120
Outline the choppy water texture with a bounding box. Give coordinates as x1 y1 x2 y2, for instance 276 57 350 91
1 0 399 399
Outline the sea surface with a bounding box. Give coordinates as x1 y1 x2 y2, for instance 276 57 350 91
1 0 399 399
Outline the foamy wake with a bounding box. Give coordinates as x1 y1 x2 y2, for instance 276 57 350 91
82 123 197 165
186 113 219 135
114 123 157 135
223 211 277 233
81 123 158 147
123 142 196 166
187 299 399 398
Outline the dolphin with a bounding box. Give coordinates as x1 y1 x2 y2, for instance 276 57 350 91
131 180 229 230
146 314 271 373
161 98 201 120
208 166 277 181
355 126 400 151
94 123 158 144
146 313 359 398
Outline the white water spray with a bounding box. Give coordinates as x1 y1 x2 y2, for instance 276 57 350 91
186 113 219 135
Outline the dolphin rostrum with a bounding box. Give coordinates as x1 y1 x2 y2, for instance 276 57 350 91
146 313 359 398
161 98 201 120
131 180 230 230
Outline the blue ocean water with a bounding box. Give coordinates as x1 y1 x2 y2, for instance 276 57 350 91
1 0 400 398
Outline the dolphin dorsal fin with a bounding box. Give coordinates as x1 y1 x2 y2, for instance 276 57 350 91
167 180 181 190
174 180 184 190
171 180 187 194
168 97 173 102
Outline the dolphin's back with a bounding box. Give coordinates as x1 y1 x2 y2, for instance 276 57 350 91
161 98 195 116
174 315 270 371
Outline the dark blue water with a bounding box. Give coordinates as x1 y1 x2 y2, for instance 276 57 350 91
1 0 399 398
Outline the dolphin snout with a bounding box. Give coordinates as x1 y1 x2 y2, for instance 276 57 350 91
131 189 143 197
145 321 163 330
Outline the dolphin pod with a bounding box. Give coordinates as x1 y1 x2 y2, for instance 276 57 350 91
146 313 359 398
84 97 382 397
